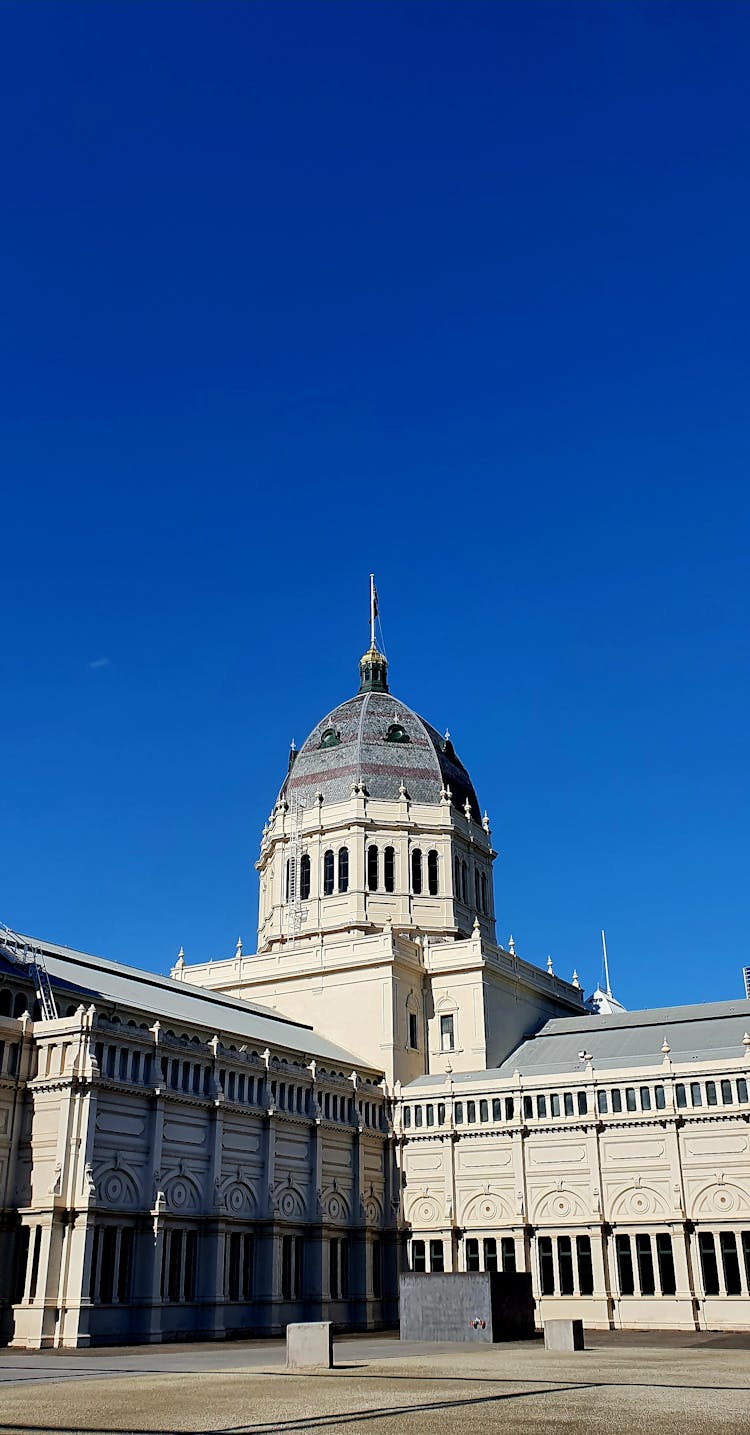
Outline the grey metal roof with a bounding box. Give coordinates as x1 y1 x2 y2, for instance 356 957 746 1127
281 686 480 819
403 999 750 1089
23 935 378 1072
494 999 750 1077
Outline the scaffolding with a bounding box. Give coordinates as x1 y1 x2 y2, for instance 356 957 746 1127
285 801 304 943
0 921 59 1020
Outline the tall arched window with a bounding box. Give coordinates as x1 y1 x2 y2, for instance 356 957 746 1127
480 871 487 913
0 989 11 1017
454 854 461 900
367 844 379 892
338 846 349 893
300 854 311 901
323 849 335 896
427 850 439 896
384 846 395 893
13 992 27 1019
474 869 481 910
411 848 423 894
461 860 468 904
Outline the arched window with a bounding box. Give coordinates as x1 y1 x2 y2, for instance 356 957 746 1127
480 871 487 913
474 869 481 910
384 846 395 893
13 992 27 1019
427 850 439 896
300 854 311 901
454 854 461 900
338 846 349 893
0 989 11 1017
411 848 423 894
367 844 378 892
285 858 291 902
323 849 335 896
461 860 468 904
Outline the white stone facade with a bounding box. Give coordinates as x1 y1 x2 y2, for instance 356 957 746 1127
398 1047 750 1330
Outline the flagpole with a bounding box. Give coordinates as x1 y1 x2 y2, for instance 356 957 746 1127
370 573 376 648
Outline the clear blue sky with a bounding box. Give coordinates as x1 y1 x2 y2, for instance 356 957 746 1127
2 2 748 1010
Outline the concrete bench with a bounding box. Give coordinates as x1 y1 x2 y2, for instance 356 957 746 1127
544 1319 585 1352
286 1321 333 1368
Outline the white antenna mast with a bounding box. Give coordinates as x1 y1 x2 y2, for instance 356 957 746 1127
601 929 612 998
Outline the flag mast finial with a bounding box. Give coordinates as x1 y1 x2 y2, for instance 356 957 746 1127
359 576 387 693
370 573 377 650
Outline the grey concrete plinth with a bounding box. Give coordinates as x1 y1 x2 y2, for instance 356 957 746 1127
286 1321 333 1368
544 1318 585 1351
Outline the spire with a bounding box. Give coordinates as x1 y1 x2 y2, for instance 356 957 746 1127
358 573 388 693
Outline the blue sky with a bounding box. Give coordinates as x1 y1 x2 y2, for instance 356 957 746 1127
2 2 748 1009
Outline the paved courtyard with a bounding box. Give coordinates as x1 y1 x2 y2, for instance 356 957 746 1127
0 1331 749 1435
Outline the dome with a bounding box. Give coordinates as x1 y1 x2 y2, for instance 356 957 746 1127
280 652 481 819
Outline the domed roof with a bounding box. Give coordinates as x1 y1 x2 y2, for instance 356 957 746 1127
280 650 481 819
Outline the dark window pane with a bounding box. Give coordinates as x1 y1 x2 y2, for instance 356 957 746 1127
537 1095 547 1118
484 1238 498 1272
408 1012 418 1050
100 1227 117 1303
411 848 423 894
656 1233 676 1295
367 845 378 892
428 850 439 896
721 1080 733 1104
655 1085 666 1110
118 1228 134 1303
675 1084 687 1109
640 1087 651 1111
323 850 334 896
500 1237 516 1274
466 1101 476 1123
577 1091 588 1116
550 1093 560 1117
576 1235 594 1295
429 1240 444 1273
466 1238 480 1272
493 1098 502 1120
615 1234 634 1296
698 1232 720 1296
690 1082 703 1108
300 854 311 901
454 1102 463 1124
539 1236 555 1295
611 1089 622 1113
412 1240 426 1273
626 1088 637 1112
720 1231 742 1295
338 847 349 893
597 1090 608 1114
372 1240 382 1298
505 1098 514 1122
706 1081 717 1107
564 1092 574 1117
738 1078 749 1104
558 1236 574 1295
523 1095 533 1120
635 1234 655 1295
330 1238 339 1299
742 1232 750 1291
384 846 395 893
479 1100 488 1122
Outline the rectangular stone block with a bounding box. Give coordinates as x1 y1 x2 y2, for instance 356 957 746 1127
544 1318 585 1351
399 1272 535 1343
286 1321 333 1368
